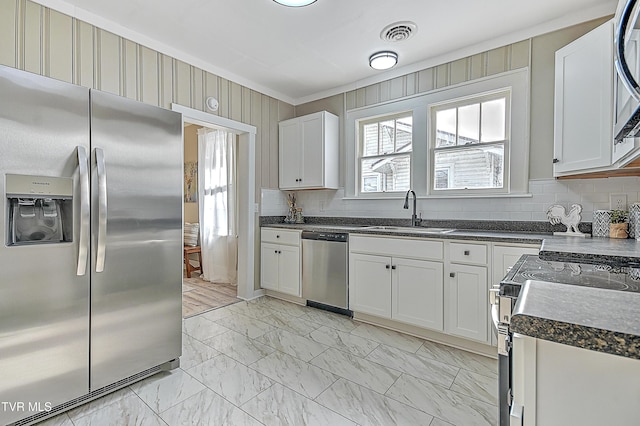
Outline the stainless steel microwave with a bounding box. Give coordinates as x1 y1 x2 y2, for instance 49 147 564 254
614 0 640 143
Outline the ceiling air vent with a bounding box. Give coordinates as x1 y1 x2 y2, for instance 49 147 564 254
380 21 417 42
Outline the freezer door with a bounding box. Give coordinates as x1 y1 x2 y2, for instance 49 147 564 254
0 66 90 424
89 90 182 390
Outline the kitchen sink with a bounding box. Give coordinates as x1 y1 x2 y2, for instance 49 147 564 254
362 226 456 234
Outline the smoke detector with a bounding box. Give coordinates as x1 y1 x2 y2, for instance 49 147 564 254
380 21 417 42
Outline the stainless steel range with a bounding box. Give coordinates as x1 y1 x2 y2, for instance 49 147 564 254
491 254 640 426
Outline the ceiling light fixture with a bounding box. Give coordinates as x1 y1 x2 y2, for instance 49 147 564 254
369 51 398 70
273 0 317 6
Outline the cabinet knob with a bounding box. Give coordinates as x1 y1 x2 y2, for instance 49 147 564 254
274 250 278 254
276 235 280 238
553 158 559 164
391 265 397 270
464 250 470 256
385 264 390 269
450 272 456 278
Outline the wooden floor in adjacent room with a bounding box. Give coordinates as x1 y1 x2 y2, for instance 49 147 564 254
182 271 241 318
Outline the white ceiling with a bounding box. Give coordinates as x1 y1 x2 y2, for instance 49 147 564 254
39 0 617 105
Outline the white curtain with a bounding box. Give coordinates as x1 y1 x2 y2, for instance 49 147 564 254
197 127 237 284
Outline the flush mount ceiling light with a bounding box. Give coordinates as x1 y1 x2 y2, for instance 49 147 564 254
369 51 398 70
273 0 317 6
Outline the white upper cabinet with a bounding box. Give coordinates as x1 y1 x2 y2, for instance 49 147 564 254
553 20 613 176
279 111 339 190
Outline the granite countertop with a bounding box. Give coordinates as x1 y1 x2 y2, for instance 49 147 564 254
511 280 640 359
540 237 640 266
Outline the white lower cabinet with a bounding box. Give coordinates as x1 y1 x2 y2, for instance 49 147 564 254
392 257 444 331
445 263 488 342
260 228 301 297
349 253 392 318
349 248 444 332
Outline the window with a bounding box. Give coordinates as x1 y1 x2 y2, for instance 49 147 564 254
430 91 510 193
359 113 412 193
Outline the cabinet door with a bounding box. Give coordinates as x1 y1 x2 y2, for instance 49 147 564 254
349 253 392 318
553 21 613 175
260 243 280 291
392 258 444 331
279 120 301 189
492 245 539 284
300 113 323 188
446 263 488 342
278 245 301 296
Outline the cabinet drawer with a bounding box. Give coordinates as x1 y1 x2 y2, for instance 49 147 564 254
450 242 487 265
261 228 301 245
350 236 443 260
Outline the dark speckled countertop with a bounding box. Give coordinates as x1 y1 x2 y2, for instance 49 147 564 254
511 280 640 359
540 237 640 266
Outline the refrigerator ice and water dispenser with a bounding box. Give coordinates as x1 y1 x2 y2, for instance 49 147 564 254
6 174 73 245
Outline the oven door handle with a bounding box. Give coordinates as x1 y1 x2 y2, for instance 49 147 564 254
510 402 524 426
491 302 500 331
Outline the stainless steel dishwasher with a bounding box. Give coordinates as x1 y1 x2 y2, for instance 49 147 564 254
301 231 351 316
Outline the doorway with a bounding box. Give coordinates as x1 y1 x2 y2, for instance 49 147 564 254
172 104 258 304
182 123 241 317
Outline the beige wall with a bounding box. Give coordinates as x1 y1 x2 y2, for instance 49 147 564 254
184 124 199 223
295 18 612 183
0 0 295 203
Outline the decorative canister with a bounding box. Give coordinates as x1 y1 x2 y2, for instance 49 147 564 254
592 210 612 237
629 203 640 239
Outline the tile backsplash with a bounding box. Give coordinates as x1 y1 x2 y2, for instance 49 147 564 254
261 177 640 222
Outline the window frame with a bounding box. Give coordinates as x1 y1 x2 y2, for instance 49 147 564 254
428 89 512 195
357 111 414 195
344 69 529 200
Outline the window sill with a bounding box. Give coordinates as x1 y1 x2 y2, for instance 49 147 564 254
343 193 533 200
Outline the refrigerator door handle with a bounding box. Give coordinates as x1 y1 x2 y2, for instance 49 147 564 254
77 146 90 276
95 147 107 273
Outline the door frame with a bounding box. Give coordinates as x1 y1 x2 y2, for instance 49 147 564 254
171 104 257 300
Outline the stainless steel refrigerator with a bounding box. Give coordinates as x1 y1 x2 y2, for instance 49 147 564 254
0 65 183 425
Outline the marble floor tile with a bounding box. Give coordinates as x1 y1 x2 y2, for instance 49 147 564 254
256 329 328 362
386 374 498 426
366 344 460 388
241 383 356 426
417 340 498 378
260 297 310 317
71 393 165 426
181 333 220 370
416 340 498 377
309 326 379 358
228 300 281 319
205 330 275 365
160 388 262 426
35 413 74 426
213 313 277 339
187 354 273 406
251 351 337 399
351 323 424 353
430 418 455 426
200 305 237 322
315 378 434 426
310 348 401 394
67 387 132 421
261 311 320 336
182 316 230 341
129 369 205 413
450 368 498 406
301 309 359 333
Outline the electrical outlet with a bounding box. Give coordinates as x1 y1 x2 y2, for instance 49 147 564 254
610 194 627 211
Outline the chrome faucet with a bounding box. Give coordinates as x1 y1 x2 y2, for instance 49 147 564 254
403 190 422 227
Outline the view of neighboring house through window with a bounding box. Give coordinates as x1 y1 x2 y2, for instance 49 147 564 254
431 91 510 192
359 113 412 193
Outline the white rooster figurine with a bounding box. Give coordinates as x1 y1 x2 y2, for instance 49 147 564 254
546 204 586 236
